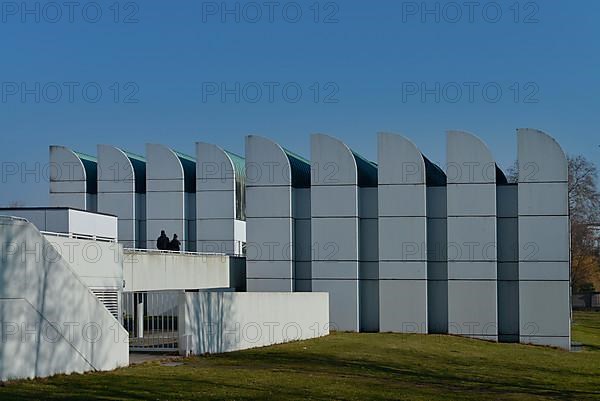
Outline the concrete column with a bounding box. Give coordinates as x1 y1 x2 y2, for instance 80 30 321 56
97 145 146 248
377 133 427 333
497 183 520 342
49 146 96 211
446 131 498 341
245 136 295 292
293 185 312 292
517 128 570 349
427 183 448 334
311 134 361 331
196 142 244 255
146 144 195 251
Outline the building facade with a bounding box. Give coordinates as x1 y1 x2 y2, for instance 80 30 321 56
48 128 571 349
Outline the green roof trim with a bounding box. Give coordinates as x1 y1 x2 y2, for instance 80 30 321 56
352 151 378 188
74 151 97 163
224 150 247 221
174 149 196 193
121 148 147 193
284 148 310 165
225 150 246 178
122 149 146 162
74 151 98 194
174 150 196 163
284 148 311 188
423 156 446 187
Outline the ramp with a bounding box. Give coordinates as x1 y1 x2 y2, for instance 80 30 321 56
0 216 129 381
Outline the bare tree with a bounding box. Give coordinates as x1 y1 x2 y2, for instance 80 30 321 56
505 156 600 291
568 155 600 291
505 160 519 184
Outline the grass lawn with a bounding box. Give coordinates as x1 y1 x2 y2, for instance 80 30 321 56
1 311 599 400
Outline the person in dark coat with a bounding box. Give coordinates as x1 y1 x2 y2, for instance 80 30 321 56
156 230 169 250
168 234 181 252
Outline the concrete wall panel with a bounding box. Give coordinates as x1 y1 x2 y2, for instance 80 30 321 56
292 188 311 218
179 292 329 355
517 128 570 349
246 217 292 261
294 219 312 261
427 182 448 333
448 280 498 339
519 262 570 281
123 250 232 291
0 217 128 381
196 190 235 219
97 192 134 219
379 217 427 261
380 281 428 333
197 219 235 242
312 261 360 280
246 260 294 279
246 136 310 292
519 281 570 337
377 133 428 333
359 188 379 218
146 144 188 249
311 185 358 217
518 182 568 216
245 186 291 217
447 216 497 261
446 131 498 341
246 279 293 292
312 134 360 331
312 279 358 331
49 146 89 210
311 217 358 261
447 183 496 216
378 185 426 217
379 261 427 280
518 216 570 262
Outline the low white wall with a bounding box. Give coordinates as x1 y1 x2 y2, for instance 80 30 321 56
0 208 117 240
43 235 123 289
123 251 234 292
0 217 128 381
68 209 118 240
179 292 329 355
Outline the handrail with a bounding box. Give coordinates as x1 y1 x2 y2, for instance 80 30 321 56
0 215 30 222
123 248 227 257
41 230 117 243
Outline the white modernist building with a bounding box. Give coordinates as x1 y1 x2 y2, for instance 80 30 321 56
310 134 379 332
446 131 500 341
50 146 98 211
97 145 147 248
196 142 246 255
42 128 571 350
245 135 312 292
145 144 196 251
377 133 448 334
517 129 571 349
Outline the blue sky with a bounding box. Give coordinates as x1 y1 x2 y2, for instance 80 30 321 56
1 0 599 205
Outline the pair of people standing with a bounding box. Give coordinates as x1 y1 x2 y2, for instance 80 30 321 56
156 230 181 251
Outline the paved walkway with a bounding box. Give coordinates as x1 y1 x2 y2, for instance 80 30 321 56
129 352 181 365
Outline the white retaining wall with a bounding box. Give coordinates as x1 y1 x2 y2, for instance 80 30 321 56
0 217 128 381
123 250 241 292
178 292 329 355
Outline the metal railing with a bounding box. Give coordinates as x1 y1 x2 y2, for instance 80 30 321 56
122 290 182 352
573 292 600 310
0 215 30 222
41 230 117 243
123 248 226 257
